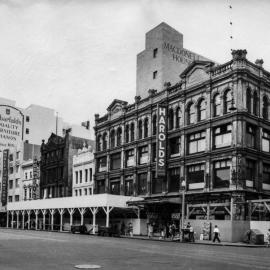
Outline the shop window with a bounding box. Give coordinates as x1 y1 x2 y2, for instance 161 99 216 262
213 160 231 188
262 130 270 152
263 164 270 186
97 156 107 172
125 125 129 143
138 120 143 139
213 124 232 149
110 130 115 148
110 179 120 195
152 174 162 194
152 115 157 135
130 122 135 142
168 167 180 192
138 145 148 164
169 137 181 156
246 124 256 148
168 108 174 130
126 149 135 167
116 127 122 146
187 103 195 125
198 99 206 121
176 107 181 128
213 93 221 117
102 133 108 150
138 173 147 195
188 131 206 154
187 164 205 190
97 180 105 194
153 48 158 58
144 118 149 137
224 89 232 114
263 96 269 120
246 88 252 113
125 175 133 196
253 91 258 116
110 152 121 170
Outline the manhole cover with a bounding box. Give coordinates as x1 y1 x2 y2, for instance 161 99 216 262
74 265 101 269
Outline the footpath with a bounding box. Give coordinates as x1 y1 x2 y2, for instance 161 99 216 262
120 234 268 248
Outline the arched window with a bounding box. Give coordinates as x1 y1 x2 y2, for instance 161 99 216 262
176 107 181 128
97 135 102 151
138 120 143 139
125 125 129 143
102 133 108 151
130 122 135 142
187 103 195 125
246 88 251 113
144 118 149 138
152 115 157 135
253 91 258 116
168 108 174 130
224 89 232 114
116 127 122 146
213 94 221 117
263 96 268 120
198 99 206 121
110 130 115 148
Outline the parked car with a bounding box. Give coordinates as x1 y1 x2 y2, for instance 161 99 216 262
97 225 120 237
71 225 87 234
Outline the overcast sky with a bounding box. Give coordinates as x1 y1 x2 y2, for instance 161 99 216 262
0 0 269 130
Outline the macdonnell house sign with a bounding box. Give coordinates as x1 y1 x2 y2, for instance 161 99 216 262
0 105 24 150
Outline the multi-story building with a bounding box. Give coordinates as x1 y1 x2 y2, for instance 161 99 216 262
94 23 270 239
40 132 94 199
72 144 94 197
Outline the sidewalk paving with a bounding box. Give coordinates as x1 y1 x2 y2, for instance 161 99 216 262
120 234 268 248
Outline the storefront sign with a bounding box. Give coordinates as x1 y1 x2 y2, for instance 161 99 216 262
156 105 166 177
0 106 23 150
171 213 180 219
1 149 9 206
32 157 40 200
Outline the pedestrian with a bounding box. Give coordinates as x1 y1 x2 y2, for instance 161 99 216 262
212 225 221 243
170 222 176 241
120 222 125 235
266 229 270 247
128 222 133 237
189 225 195 242
148 223 153 238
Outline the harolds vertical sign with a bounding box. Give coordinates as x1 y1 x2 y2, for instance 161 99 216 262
1 149 9 206
156 105 166 177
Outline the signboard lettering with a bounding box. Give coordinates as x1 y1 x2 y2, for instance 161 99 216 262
1 149 9 206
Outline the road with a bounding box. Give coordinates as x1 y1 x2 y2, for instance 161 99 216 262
0 229 269 270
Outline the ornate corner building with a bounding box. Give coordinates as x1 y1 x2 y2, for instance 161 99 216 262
94 24 270 224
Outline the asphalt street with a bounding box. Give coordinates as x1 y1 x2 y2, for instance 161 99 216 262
0 229 269 270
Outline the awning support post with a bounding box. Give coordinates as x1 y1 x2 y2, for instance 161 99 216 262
68 208 75 229
11 211 14 229
78 208 86 225
16 211 20 229
27 210 31 230
35 210 39 230
58 208 65 232
41 209 47 230
6 211 9 228
49 209 55 231
90 207 99 234
22 210 25 229
102 206 113 228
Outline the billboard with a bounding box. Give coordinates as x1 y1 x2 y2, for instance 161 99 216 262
156 105 166 177
0 105 24 150
1 149 9 206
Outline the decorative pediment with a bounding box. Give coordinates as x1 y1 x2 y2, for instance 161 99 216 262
107 99 128 118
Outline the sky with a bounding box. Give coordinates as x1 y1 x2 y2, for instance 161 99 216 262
0 0 270 130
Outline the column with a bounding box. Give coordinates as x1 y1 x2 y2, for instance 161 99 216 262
58 209 65 232
6 211 9 228
22 210 25 230
16 211 19 229
79 208 86 225
27 210 31 230
11 211 14 229
90 207 99 234
68 208 75 228
103 206 113 228
35 210 39 230
42 209 47 230
50 209 55 231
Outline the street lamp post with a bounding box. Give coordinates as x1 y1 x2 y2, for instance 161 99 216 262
179 179 186 241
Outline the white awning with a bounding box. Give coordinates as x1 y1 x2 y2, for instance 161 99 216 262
7 194 143 211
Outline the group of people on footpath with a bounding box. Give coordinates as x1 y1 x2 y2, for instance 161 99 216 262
148 222 177 240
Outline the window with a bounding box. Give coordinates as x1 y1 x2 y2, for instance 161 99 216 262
97 156 107 172
125 175 133 196
24 189 27 200
30 171 33 178
89 168 93 181
188 131 206 154
9 180 13 189
246 88 251 113
84 188 87 195
253 91 258 116
97 180 105 194
29 188 32 199
168 108 174 130
153 48 158 58
9 166 13 174
168 168 180 192
79 170 82 183
169 137 181 156
16 151 19 159
246 159 256 185
75 171 78 184
15 195 19 202
130 122 135 142
125 125 129 143
79 189 82 196
110 153 121 170
138 120 143 139
263 96 268 120
152 115 157 135
187 103 195 125
26 128 29 134
263 164 270 185
246 124 256 148
213 94 221 117
26 116 30 122
116 127 122 146
110 130 115 148
213 160 231 188
75 190 78 196
213 124 232 148
138 173 147 195
224 89 232 114
126 149 135 167
262 130 270 152
85 169 88 182
153 71 157 79
9 154 13 161
144 118 149 137
15 179 19 188
97 135 102 151
198 99 206 121
152 174 162 194
138 146 148 164
110 179 120 195
103 133 108 150
176 107 181 128
187 164 205 189
89 188 92 195
8 196 12 203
